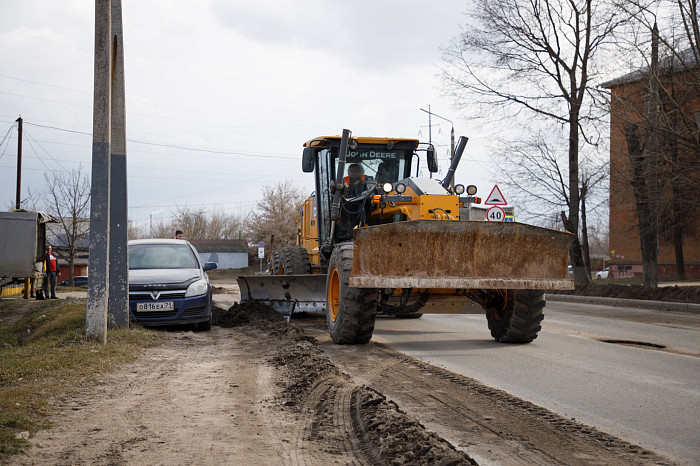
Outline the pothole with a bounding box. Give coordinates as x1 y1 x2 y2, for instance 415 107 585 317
599 339 666 349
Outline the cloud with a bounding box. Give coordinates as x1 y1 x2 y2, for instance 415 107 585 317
210 0 461 69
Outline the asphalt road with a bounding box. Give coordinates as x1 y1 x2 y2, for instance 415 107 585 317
371 301 700 465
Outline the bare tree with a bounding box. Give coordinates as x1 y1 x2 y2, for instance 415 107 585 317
127 220 146 240
606 0 699 285
171 206 209 240
246 181 307 251
128 207 245 241
43 167 91 286
491 133 608 277
208 209 245 240
441 0 626 286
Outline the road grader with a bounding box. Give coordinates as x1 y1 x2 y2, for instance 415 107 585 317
237 129 574 344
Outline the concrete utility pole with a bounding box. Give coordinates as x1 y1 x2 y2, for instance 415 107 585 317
107 0 129 328
86 0 129 342
15 116 22 210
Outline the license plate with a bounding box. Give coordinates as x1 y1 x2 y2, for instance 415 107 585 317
137 301 174 312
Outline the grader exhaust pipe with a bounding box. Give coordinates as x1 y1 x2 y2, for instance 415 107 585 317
440 136 468 191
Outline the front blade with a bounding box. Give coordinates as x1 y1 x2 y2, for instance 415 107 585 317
349 220 575 290
236 274 327 315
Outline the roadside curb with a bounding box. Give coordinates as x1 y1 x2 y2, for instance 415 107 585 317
547 293 700 314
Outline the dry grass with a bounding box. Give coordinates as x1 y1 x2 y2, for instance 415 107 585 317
0 298 167 459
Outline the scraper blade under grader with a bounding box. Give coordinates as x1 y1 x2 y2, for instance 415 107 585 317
236 274 327 316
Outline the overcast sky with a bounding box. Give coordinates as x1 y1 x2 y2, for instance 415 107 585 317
0 0 499 228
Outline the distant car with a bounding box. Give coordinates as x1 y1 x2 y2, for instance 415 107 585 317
596 267 609 280
128 239 217 330
58 276 88 287
568 265 573 278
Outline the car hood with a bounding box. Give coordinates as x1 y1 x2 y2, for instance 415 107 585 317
129 268 202 288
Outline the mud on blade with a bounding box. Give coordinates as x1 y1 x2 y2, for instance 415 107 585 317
349 220 575 290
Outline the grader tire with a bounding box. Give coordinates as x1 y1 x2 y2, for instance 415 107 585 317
270 250 285 275
485 290 545 343
282 247 311 275
326 243 377 344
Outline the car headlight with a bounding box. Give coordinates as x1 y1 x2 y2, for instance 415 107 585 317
185 279 208 297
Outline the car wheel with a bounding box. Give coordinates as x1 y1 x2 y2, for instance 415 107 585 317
198 315 212 331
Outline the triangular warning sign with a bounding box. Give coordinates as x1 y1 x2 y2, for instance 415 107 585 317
485 185 507 205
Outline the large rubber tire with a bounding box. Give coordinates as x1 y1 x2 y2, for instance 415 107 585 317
326 243 377 344
484 290 545 343
270 250 285 275
281 247 311 275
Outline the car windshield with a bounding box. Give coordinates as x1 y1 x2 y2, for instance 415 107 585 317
129 244 199 270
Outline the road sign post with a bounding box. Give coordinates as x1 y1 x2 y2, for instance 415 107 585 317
258 247 265 273
484 185 507 206
486 206 506 222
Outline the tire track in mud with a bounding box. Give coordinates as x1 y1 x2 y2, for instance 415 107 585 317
267 332 474 465
313 335 673 466
291 376 353 465
334 384 373 466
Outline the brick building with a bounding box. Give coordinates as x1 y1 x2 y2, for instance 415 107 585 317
602 49 700 280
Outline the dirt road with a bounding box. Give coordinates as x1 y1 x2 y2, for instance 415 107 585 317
11 294 673 465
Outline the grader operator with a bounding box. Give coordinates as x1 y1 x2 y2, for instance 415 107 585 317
237 129 574 344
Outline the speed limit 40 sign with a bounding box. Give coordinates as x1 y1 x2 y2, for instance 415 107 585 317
486 206 505 222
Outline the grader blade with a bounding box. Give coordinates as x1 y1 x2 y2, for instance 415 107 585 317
349 220 575 290
236 275 327 315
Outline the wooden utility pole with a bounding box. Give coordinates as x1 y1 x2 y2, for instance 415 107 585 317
15 116 22 210
86 0 129 342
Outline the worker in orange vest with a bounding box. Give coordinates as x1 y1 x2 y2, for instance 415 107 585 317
43 245 61 299
343 163 366 197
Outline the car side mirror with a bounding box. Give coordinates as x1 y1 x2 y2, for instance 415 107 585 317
426 145 438 173
302 147 315 173
203 262 217 271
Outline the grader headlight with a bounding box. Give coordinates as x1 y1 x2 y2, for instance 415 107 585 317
382 182 393 194
466 184 478 195
454 184 465 195
395 183 406 194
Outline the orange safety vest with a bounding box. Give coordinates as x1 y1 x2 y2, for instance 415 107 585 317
48 253 58 272
343 174 366 185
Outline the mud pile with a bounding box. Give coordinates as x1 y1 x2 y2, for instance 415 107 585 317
355 388 476 465
212 301 285 327
215 301 475 465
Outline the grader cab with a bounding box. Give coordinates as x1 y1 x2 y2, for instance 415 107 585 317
237 129 574 344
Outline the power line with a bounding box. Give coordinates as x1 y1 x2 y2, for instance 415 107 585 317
23 122 298 160
0 123 16 163
23 129 69 172
0 74 333 132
